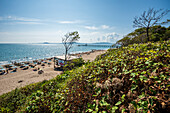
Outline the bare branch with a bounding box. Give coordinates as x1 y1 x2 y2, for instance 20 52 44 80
133 8 169 41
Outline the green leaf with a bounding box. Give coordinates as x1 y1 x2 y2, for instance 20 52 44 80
157 80 161 83
103 101 109 106
152 96 157 100
112 106 118 112
121 108 126 113
96 89 101 96
141 71 146 74
131 85 137 91
149 98 153 106
121 94 126 100
145 61 149 64
95 105 99 112
86 109 93 112
115 101 122 106
138 94 145 99
130 73 136 77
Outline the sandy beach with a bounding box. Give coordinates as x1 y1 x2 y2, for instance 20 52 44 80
0 50 106 95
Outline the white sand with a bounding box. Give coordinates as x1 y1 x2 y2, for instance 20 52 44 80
0 50 106 95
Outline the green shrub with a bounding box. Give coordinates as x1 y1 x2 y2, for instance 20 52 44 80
63 58 85 71
63 40 170 112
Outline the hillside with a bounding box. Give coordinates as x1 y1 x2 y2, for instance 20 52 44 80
116 25 170 47
0 40 169 113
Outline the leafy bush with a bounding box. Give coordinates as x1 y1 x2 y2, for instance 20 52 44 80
62 41 170 112
63 58 85 71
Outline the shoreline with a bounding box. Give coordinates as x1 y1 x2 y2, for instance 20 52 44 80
0 49 107 95
0 49 106 71
0 49 107 66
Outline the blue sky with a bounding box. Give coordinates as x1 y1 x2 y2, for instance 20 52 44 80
0 0 169 43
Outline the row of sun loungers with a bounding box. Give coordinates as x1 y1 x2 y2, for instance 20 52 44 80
0 58 52 75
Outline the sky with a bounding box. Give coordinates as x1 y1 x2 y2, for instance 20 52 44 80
0 0 169 43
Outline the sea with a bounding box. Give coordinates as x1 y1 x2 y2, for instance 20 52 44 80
0 43 111 66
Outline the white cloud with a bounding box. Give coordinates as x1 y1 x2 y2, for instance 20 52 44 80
0 16 84 25
1 16 41 22
101 25 109 29
0 16 43 25
14 17 40 22
79 31 121 43
15 22 44 25
58 21 74 24
2 22 44 25
84 26 98 30
81 31 100 36
105 32 120 42
57 20 82 24
84 25 110 30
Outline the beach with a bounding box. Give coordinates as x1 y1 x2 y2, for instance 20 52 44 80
0 50 106 95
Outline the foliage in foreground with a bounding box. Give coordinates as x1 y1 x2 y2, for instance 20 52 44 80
63 58 85 71
0 40 169 113
62 41 169 112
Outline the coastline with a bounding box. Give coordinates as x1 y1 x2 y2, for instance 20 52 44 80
0 49 108 66
0 49 107 95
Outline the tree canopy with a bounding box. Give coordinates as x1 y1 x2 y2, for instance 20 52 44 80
116 25 170 46
62 31 80 61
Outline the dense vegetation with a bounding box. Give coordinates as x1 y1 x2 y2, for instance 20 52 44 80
0 40 169 112
63 58 85 71
116 25 170 46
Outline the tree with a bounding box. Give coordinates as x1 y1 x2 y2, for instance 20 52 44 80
133 8 169 41
116 25 169 46
62 31 80 61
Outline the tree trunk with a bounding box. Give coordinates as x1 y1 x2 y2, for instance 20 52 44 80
146 27 149 41
65 49 67 61
54 57 55 68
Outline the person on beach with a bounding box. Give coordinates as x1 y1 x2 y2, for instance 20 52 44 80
38 68 44 74
4 69 8 75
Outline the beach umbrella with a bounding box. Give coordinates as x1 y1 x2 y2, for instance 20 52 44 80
0 68 6 71
24 64 29 67
0 65 3 69
12 66 17 69
9 64 14 67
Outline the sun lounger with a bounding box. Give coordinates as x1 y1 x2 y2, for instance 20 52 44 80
20 65 25 68
0 72 5 75
22 66 29 70
48 63 51 65
41 64 45 66
33 68 37 71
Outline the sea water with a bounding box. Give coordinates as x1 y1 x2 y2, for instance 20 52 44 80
0 43 111 65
